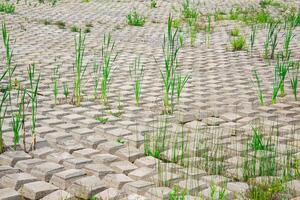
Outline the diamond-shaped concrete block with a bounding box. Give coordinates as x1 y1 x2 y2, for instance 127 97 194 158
84 163 115 178
0 172 38 190
123 180 154 195
104 173 134 189
110 160 138 175
0 165 20 178
67 175 106 199
20 181 58 200
115 146 143 162
15 158 46 173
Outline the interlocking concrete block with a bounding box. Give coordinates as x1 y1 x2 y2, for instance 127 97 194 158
15 158 46 173
134 156 157 168
97 141 125 154
115 146 143 162
110 160 138 175
31 162 64 181
72 148 100 158
0 151 31 166
84 163 115 178
67 175 106 199
128 167 155 180
0 165 20 178
30 147 56 159
91 153 120 164
0 188 22 200
50 169 86 190
0 172 38 190
41 190 75 200
123 180 154 195
104 173 134 189
63 157 92 169
95 188 127 200
46 152 74 164
20 181 58 200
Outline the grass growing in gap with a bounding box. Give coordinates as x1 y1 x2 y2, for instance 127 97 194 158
230 35 246 51
264 22 280 60
127 11 146 26
188 18 197 46
27 64 40 151
63 82 69 101
70 25 80 33
252 69 264 105
52 65 59 105
247 180 286 200
96 117 108 124
205 15 212 46
249 25 257 55
176 74 190 103
230 27 240 36
99 33 117 105
181 0 198 20
0 2 15 14
275 52 291 98
290 68 298 101
129 57 144 106
73 31 87 106
150 0 157 8
160 15 189 114
0 91 8 153
169 186 186 200
283 25 295 59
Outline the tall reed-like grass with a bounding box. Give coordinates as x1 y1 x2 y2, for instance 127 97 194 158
250 25 257 55
129 57 144 106
27 64 40 150
74 31 87 106
0 91 8 153
52 65 59 105
252 69 264 105
264 22 280 60
100 33 117 105
290 68 298 101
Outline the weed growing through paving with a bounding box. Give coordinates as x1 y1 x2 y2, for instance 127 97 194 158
283 25 295 59
290 68 298 101
92 61 100 100
55 21 65 29
176 74 190 103
63 82 69 101
74 30 87 106
99 33 117 105
129 57 144 106
188 18 197 46
230 27 240 36
127 10 146 26
0 91 8 153
264 22 280 60
150 0 157 8
52 64 59 105
169 186 187 200
205 15 212 46
275 52 291 97
0 2 15 14
12 88 25 150
249 25 257 55
71 25 80 33
252 69 264 106
96 117 108 124
230 35 246 51
27 64 40 150
181 0 198 20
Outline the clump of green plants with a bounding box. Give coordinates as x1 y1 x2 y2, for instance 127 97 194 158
70 25 80 33
247 180 286 200
129 57 144 106
150 0 157 8
0 2 15 14
181 0 198 20
63 82 69 101
127 10 146 26
209 184 227 200
252 69 264 106
99 33 117 105
205 15 212 46
55 21 65 29
230 35 246 51
96 117 108 124
12 88 25 151
169 186 187 200
160 15 189 114
73 31 87 106
230 27 240 36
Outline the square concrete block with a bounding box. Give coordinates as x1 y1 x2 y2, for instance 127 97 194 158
20 181 58 200
110 160 138 175
128 167 155 180
0 172 38 190
115 146 143 162
0 188 22 200
67 175 106 199
94 187 127 200
123 180 154 195
104 173 134 189
84 163 115 178
0 151 31 166
91 153 120 164
41 190 75 200
63 157 92 169
0 165 20 178
46 152 74 164
50 169 86 190
31 162 64 181
15 158 46 173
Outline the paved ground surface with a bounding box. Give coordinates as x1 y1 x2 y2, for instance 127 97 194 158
0 0 300 199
